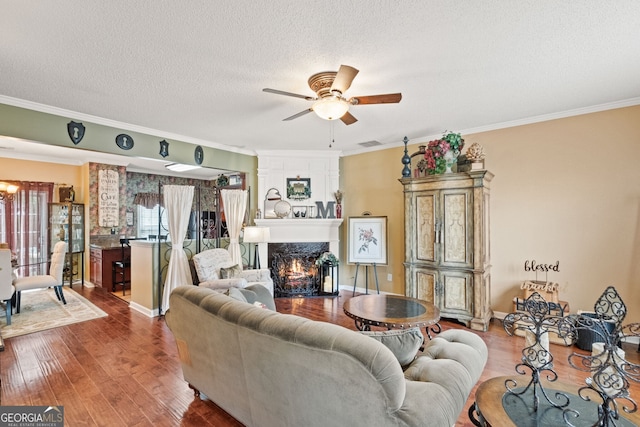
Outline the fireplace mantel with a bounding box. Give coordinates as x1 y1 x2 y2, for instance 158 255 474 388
254 219 343 243
253 218 343 266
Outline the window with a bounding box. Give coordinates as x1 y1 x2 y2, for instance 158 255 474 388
0 181 53 276
136 204 169 240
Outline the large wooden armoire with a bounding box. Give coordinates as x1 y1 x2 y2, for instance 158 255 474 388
400 170 493 331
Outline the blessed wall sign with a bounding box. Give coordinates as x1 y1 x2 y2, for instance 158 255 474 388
524 260 560 272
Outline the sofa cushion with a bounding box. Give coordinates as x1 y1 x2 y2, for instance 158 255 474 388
243 284 276 311
225 287 248 303
361 327 424 367
220 264 243 279
237 288 258 304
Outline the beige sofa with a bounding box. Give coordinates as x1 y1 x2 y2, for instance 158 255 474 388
166 286 488 427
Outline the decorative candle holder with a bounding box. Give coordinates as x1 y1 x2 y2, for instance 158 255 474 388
566 286 640 426
503 292 575 411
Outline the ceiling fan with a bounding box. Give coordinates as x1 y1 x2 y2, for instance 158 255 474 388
263 65 402 125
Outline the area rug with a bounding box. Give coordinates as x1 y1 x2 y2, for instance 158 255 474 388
0 287 108 339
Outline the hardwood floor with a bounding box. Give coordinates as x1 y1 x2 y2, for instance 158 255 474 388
1 286 639 426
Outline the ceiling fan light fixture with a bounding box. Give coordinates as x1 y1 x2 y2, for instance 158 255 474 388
312 97 349 121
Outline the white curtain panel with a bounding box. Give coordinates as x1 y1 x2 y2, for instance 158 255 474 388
161 185 195 312
221 189 247 266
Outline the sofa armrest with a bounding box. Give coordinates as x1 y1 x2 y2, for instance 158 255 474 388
404 329 488 384
399 330 488 427
198 277 248 291
240 268 271 282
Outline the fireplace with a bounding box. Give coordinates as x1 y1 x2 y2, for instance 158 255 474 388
269 242 328 297
255 218 343 297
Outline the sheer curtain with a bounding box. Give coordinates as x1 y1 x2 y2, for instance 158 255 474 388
0 181 53 276
160 185 194 313
221 189 247 266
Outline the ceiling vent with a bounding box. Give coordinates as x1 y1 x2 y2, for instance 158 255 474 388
358 140 382 148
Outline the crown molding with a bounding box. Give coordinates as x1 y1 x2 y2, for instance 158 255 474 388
0 95 255 156
342 97 640 156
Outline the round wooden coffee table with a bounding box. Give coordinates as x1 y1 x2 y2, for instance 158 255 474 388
343 294 441 338
470 375 640 426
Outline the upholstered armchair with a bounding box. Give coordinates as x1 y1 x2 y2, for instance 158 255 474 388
0 249 16 325
12 241 67 313
192 248 274 295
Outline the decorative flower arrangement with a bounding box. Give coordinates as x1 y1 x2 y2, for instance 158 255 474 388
424 131 465 175
333 190 343 204
316 251 339 265
442 131 465 153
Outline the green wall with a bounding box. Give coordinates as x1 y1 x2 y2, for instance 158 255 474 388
0 103 256 178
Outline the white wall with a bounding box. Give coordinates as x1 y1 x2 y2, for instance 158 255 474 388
255 150 340 217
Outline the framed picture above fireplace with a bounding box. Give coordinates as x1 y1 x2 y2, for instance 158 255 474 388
286 177 311 201
347 216 388 265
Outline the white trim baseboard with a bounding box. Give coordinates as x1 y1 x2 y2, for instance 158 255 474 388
129 301 160 318
338 285 392 296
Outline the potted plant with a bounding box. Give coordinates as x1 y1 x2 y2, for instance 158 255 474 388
424 131 465 174
316 251 339 266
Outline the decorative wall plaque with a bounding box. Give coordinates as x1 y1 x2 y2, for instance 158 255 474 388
194 145 204 164
159 140 169 157
67 121 85 145
115 134 134 150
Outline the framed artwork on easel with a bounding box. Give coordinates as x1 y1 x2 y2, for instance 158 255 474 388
347 216 388 265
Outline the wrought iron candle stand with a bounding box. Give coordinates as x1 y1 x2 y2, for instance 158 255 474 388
503 292 575 412
565 286 640 426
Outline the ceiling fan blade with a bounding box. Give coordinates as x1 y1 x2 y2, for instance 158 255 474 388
283 109 313 121
340 111 358 125
349 93 402 105
263 88 316 101
331 65 359 94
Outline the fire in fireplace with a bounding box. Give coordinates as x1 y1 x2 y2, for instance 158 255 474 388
269 242 329 297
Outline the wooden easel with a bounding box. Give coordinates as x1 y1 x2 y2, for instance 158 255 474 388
352 263 380 296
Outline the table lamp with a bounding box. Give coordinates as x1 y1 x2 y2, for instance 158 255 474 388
243 226 270 269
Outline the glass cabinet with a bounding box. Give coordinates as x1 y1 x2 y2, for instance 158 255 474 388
49 202 85 286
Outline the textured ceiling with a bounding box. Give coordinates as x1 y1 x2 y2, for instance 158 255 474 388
1 1 640 165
